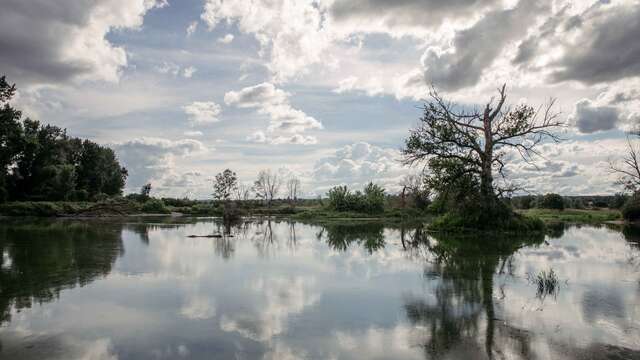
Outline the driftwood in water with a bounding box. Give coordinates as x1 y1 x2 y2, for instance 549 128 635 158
187 234 234 238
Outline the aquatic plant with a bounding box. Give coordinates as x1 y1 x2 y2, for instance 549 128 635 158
527 268 560 300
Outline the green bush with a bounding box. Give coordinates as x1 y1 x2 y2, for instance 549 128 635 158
92 193 109 202
622 195 640 221
140 198 170 214
539 193 565 210
326 182 386 214
70 189 89 201
0 202 63 216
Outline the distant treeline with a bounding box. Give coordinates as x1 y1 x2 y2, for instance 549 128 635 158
510 194 628 210
0 76 127 202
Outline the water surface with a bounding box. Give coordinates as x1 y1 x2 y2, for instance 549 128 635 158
1 218 639 359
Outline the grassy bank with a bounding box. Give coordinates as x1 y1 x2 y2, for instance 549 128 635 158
518 208 621 223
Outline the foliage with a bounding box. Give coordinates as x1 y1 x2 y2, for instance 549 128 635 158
402 85 562 231
527 269 561 300
403 85 561 203
326 182 386 214
140 198 169 214
520 208 621 223
213 169 238 201
608 193 628 209
622 194 640 221
430 204 545 233
399 174 431 210
140 183 152 201
539 193 565 210
0 76 127 202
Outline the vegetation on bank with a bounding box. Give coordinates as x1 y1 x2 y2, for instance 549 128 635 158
3 74 640 232
0 76 127 203
519 208 621 223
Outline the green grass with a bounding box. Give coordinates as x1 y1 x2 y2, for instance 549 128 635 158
428 210 545 233
519 208 621 223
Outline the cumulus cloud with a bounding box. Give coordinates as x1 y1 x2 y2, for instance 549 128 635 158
155 61 181 76
0 0 166 85
421 0 550 91
217 34 234 44
327 0 501 36
202 0 332 82
183 101 222 124
549 1 640 84
312 142 407 194
182 66 197 78
570 99 620 134
186 20 199 37
184 130 204 137
113 137 207 190
225 83 322 144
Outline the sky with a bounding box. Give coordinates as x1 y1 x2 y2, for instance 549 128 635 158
2 0 639 198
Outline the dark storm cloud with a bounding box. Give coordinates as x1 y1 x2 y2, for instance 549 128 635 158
329 0 500 29
512 4 572 65
551 2 640 84
0 0 97 83
571 99 620 134
0 0 162 85
421 0 550 91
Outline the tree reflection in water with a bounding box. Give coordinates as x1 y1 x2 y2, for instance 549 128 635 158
317 222 386 254
401 226 545 359
0 220 126 324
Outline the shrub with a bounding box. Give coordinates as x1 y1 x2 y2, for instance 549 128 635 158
92 193 109 202
70 189 89 201
539 193 564 210
363 182 385 213
327 185 350 212
0 202 63 216
622 195 640 221
327 183 386 214
140 198 169 214
608 193 628 209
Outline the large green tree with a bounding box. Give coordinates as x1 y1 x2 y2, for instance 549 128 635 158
0 76 127 202
403 85 562 211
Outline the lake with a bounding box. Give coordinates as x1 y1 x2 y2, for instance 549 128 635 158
1 218 639 359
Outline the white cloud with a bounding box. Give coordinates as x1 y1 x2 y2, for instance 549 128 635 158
186 20 199 37
183 101 222 124
113 137 208 190
0 0 167 85
226 83 322 144
182 66 197 78
156 61 181 76
184 130 204 137
312 142 407 194
217 34 234 44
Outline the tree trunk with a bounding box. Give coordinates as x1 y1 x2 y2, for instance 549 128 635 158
481 111 494 203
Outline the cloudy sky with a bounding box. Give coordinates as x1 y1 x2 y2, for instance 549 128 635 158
2 0 639 198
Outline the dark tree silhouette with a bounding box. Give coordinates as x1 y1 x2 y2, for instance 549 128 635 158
403 85 563 204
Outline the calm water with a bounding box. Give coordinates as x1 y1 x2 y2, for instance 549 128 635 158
0 218 639 359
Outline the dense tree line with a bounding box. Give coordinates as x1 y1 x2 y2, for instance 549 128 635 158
0 76 127 202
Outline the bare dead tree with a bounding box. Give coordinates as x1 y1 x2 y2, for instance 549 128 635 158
610 134 640 193
399 174 425 208
403 84 563 202
286 175 301 205
254 169 281 207
234 182 252 201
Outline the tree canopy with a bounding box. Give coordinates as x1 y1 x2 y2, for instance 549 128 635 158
0 76 127 202
402 85 562 229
